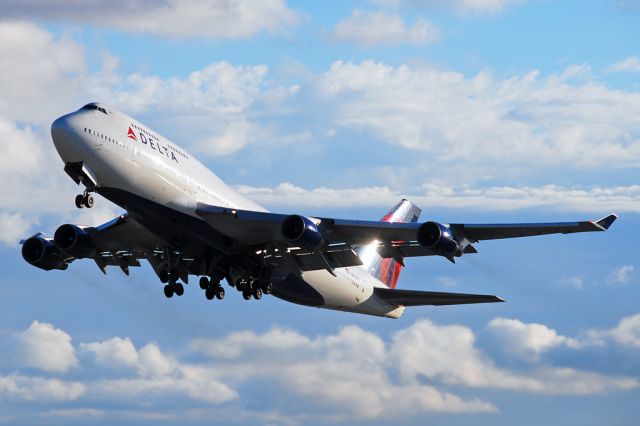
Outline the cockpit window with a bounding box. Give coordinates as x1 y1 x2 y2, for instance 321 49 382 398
81 103 108 114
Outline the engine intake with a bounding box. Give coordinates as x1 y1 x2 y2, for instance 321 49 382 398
22 237 68 271
282 215 324 251
418 221 462 257
54 224 95 259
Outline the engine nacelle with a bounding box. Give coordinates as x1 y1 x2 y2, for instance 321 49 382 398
417 221 463 257
281 215 324 251
54 224 95 259
21 237 68 271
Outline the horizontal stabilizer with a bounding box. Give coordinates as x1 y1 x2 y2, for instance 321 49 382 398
374 287 504 307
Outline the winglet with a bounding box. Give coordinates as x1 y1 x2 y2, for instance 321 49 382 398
595 214 618 231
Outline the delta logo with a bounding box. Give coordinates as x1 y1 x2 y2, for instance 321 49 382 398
127 126 137 141
126 124 178 163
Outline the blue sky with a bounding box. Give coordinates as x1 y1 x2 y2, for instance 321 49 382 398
0 0 639 424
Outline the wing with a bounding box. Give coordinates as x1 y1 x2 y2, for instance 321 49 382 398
374 287 504 306
60 214 164 275
196 202 617 270
450 214 618 242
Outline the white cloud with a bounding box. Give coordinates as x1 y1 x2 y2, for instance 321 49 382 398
317 61 640 172
564 276 584 290
193 325 496 417
486 318 579 361
376 0 527 13
82 338 237 404
0 0 300 39
0 374 85 401
80 337 139 369
0 212 32 245
607 56 640 73
436 276 458 287
610 265 635 284
0 22 85 124
586 314 640 349
17 321 78 374
391 320 637 394
235 182 640 213
332 9 439 46
2 318 640 419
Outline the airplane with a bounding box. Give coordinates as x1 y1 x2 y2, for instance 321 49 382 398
20 103 618 318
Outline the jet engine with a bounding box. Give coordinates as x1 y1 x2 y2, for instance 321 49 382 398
281 215 324 251
21 236 68 271
417 221 463 257
54 224 95 259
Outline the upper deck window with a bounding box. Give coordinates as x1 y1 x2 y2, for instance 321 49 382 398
81 103 108 114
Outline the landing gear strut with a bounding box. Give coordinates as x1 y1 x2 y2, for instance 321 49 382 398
75 191 94 209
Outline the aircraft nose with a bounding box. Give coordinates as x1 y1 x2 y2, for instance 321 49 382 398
51 112 85 163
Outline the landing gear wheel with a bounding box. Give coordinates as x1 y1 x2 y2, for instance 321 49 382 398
253 287 263 300
169 269 180 282
75 194 84 209
205 286 216 300
262 282 273 295
83 193 94 208
174 283 184 296
163 284 174 298
199 276 209 290
242 290 252 300
159 270 169 284
216 287 225 300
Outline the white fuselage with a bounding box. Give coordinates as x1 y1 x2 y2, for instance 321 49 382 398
51 104 404 318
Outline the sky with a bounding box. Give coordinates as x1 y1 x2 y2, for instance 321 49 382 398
0 0 639 424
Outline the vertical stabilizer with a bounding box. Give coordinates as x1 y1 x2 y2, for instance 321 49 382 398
356 199 421 288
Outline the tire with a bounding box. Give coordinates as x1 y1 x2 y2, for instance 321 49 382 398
163 285 173 298
83 193 94 208
199 276 209 290
216 287 225 300
75 194 84 209
159 270 169 283
205 286 215 300
174 283 184 296
253 287 263 300
242 290 251 300
263 282 273 294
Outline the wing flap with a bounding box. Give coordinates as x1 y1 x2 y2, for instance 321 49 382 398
374 287 504 306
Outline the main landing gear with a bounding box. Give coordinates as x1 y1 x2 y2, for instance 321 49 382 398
161 268 184 298
75 191 94 209
232 276 272 301
200 276 225 301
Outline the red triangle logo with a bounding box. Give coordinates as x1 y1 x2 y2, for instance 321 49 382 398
127 126 137 141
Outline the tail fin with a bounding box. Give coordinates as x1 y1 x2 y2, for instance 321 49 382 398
356 199 421 288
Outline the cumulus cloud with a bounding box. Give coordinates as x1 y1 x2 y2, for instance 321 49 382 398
235 182 640 213
332 9 439 46
1 318 639 418
486 318 579 361
193 325 496 417
0 375 85 401
16 321 78 374
585 314 640 349
610 265 635 284
81 338 237 404
0 0 300 39
391 320 636 395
